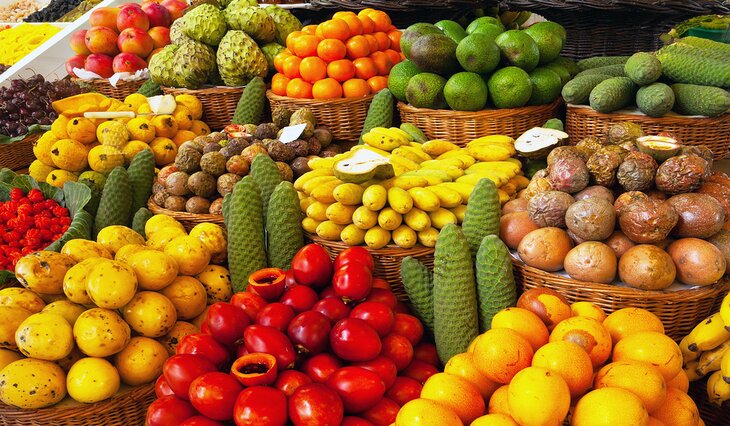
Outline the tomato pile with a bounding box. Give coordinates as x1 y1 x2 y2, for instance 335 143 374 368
0 188 70 269
147 244 439 426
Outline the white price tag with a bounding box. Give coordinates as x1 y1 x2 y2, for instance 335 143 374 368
279 124 307 144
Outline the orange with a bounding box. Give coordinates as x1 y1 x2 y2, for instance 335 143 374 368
286 30 304 52
372 32 391 51
517 288 572 331
312 78 342 99
342 78 371 98
367 76 388 93
293 34 320 58
319 18 350 41
271 73 290 96
488 385 510 415
385 49 402 66
648 417 668 426
490 307 549 352
467 335 480 353
346 35 371 59
333 11 357 20
366 10 393 33
508 367 571 426
473 328 534 384
571 301 607 322
352 57 377 80
666 369 689 393
335 13 363 37
327 59 356 82
317 39 346 62
301 24 318 35
388 30 402 52
612 331 682 382
602 307 665 343
286 78 313 99
549 316 613 368
444 352 500 400
532 341 593 400
572 387 649 426
395 398 462 426
299 56 327 83
273 49 293 74
357 8 376 17
650 387 700 426
471 414 519 426
370 51 393 75
421 373 485 424
282 55 302 79
363 34 379 53
594 360 667 413
359 15 375 34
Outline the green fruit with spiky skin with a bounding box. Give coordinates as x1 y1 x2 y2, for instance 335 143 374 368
261 42 286 73
589 77 637 113
561 74 612 105
127 149 155 218
224 5 276 43
220 0 254 8
359 89 394 144
137 79 161 97
131 208 153 237
401 256 434 332
78 178 102 217
173 41 217 89
148 45 180 87
475 235 516 332
94 167 132 238
232 77 266 125
217 31 268 87
636 83 675 117
263 5 303 45
577 55 630 71
227 177 267 291
672 83 730 117
266 181 304 270
182 4 227 46
250 154 282 219
462 178 500 257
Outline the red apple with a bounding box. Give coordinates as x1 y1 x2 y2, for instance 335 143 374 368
141 2 171 28
65 55 87 77
148 26 171 49
118 27 154 57
117 4 150 32
147 47 164 63
113 53 148 73
85 54 114 78
89 7 120 30
161 0 187 21
70 30 91 55
84 26 119 56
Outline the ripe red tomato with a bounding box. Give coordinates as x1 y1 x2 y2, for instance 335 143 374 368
413 342 440 367
334 246 374 272
289 383 344 425
301 353 342 383
230 292 267 320
204 302 250 346
385 377 422 406
318 286 339 299
401 360 438 384
326 366 386 414
155 375 175 398
380 334 414 371
391 313 424 345
353 356 398 389
332 263 373 302
234 386 288 426
188 372 243 421
285 269 299 289
371 278 390 290
361 397 400 426
179 416 224 426
255 302 296 332
364 288 397 309
163 354 217 400
291 244 333 288
274 370 313 397
349 302 394 337
287 311 332 355
146 395 198 426
279 285 319 313
330 318 382 362
341 417 376 426
243 324 297 369
176 334 230 369
312 297 351 324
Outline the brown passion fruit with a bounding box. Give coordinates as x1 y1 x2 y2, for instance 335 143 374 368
500 212 540 250
697 182 730 217
708 230 730 269
517 227 573 272
604 230 636 259
666 238 726 286
614 191 649 215
667 193 725 238
619 198 678 244
563 242 617 284
502 198 528 215
574 186 615 204
527 191 575 228
618 245 676 290
565 198 616 241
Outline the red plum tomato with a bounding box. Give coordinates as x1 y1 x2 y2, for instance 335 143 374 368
371 278 390 290
176 333 230 368
155 375 174 398
285 269 298 289
230 292 267 320
287 311 332 355
385 377 422 406
204 302 250 346
179 416 224 426
288 383 344 426
146 395 198 426
230 352 278 387
279 285 319 313
391 313 423 345
163 354 217 400
243 324 297 369
352 356 398 389
401 360 438 384
188 372 243 421
233 386 288 426
364 288 397 309
334 246 374 272
274 370 313 397
326 366 387 414
247 268 286 301
329 318 382 362
380 334 413 371
301 352 342 383
318 286 339 299
341 417 376 426
255 302 296 332
362 397 400 426
413 342 440 367
291 244 333 288
312 297 351 324
349 301 394 337
332 262 373 301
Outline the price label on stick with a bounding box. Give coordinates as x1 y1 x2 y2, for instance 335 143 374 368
279 124 307 144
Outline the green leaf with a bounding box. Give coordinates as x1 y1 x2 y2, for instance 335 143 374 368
0 270 14 284
61 181 92 217
45 210 93 252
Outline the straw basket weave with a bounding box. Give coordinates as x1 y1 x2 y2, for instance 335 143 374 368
71 78 144 100
0 383 154 426
305 233 433 301
0 133 38 172
512 258 730 341
161 86 243 130
266 91 374 142
688 378 730 425
398 98 563 143
566 105 730 160
148 198 224 232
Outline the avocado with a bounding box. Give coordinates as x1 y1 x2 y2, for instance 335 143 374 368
456 33 500 74
406 72 447 109
495 30 540 71
466 16 506 34
387 60 421 102
444 72 488 111
528 67 562 105
487 66 533 108
400 23 442 59
435 20 467 43
524 24 564 64
409 33 460 76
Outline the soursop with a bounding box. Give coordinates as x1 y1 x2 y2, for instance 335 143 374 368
149 44 180 87
263 5 303 45
224 4 276 44
174 40 217 89
182 4 228 47
217 31 268 87
169 19 192 45
261 42 286 73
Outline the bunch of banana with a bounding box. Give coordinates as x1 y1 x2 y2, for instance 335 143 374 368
680 292 730 406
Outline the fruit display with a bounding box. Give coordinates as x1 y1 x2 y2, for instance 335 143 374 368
562 37 730 117
55 0 107 23
269 9 403 99
149 1 302 89
65 2 179 79
509 121 730 290
0 23 61 68
0 215 230 408
0 0 41 22
681 292 730 407
145 244 437 426
396 287 699 425
390 17 575 110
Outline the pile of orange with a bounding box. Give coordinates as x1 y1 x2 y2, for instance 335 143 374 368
271 9 403 99
395 288 703 426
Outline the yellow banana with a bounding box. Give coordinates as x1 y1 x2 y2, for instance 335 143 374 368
720 292 730 329
372 127 409 144
351 144 392 157
308 157 337 170
684 360 705 382
497 189 510 205
509 175 531 191
398 145 431 162
467 161 521 175
310 179 343 203
437 149 470 160
387 127 413 143
423 140 460 156
421 158 465 170
302 175 338 195
686 313 730 353
450 204 467 223
389 154 420 174
404 208 431 232
467 144 514 162
408 187 441 212
428 208 458 229
697 339 730 376
721 346 730 383
681 330 701 364
401 172 442 186
387 187 413 215
363 127 405 151
392 175 429 190
391 147 425 164
294 169 334 191
424 186 462 208
707 370 730 406
408 169 452 182
468 135 514 146
437 182 475 203
452 154 476 168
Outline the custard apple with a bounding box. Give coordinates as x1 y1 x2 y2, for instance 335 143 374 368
221 0 254 8
224 5 276 43
261 42 286 73
216 30 268 87
263 5 303 45
174 41 217 89
182 4 227 46
149 44 180 87
169 19 192 45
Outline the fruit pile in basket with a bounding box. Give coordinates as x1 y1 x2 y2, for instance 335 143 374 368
146 244 437 426
507 122 730 290
270 9 403 99
0 215 230 409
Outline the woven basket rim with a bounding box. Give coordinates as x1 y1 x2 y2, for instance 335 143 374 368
567 104 730 125
148 198 223 221
70 78 144 86
397 97 564 117
160 85 244 94
266 90 376 105
305 232 434 256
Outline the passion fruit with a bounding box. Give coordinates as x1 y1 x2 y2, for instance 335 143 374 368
618 245 676 290
563 242 617 284
517 228 573 272
666 238 726 286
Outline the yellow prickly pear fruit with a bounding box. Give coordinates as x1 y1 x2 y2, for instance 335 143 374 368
175 94 203 120
122 141 150 164
172 106 193 130
190 120 210 136
124 93 148 112
50 139 88 172
46 170 78 188
29 160 56 183
51 115 70 139
151 115 178 139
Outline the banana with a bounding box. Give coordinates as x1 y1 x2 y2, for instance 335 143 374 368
351 144 392 157
686 313 730 353
450 204 467 223
467 161 521 176
404 208 431 232
423 139 460 156
707 370 730 406
424 186 462 208
300 196 315 213
437 149 469 160
398 145 432 163
363 127 406 151
392 175 429 190
720 292 730 329
468 135 514 146
301 175 338 195
510 175 531 190
421 158 465 170
294 169 334 190
497 189 510 205
387 127 413 143
310 179 343 203
684 360 705 382
307 157 337 170
409 169 452 182
681 332 701 364
697 339 730 376
438 182 475 203
389 154 420 174
391 147 423 164
408 187 441 212
467 144 515 162
721 347 730 383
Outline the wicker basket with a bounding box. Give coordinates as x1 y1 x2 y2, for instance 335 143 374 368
0 133 38 172
307 1 493 27
148 198 224 232
267 91 374 142
566 105 730 160
305 232 433 301
512 258 730 342
0 383 154 426
688 378 730 425
161 86 244 131
398 98 563 143
71 78 144 100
